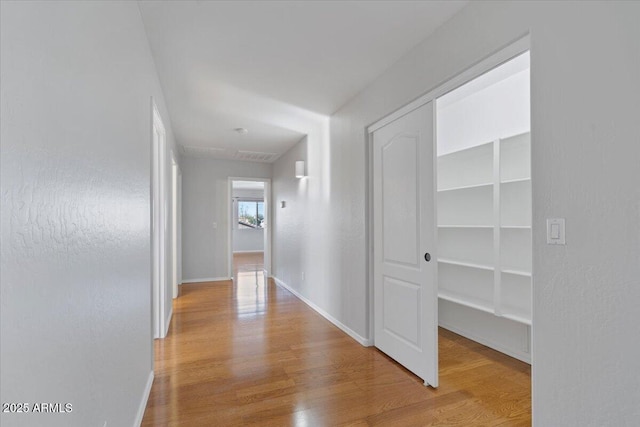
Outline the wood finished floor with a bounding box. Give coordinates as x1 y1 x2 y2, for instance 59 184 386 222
142 253 531 426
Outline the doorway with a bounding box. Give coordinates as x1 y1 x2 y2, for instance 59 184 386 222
368 37 531 387
436 51 532 363
227 178 272 284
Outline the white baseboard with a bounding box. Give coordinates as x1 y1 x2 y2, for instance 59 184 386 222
134 371 154 427
272 276 372 346
181 277 231 284
233 250 264 254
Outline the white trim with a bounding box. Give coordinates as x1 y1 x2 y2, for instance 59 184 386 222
367 34 530 133
273 277 373 347
163 305 172 337
181 277 231 284
133 371 154 427
437 258 494 271
227 178 233 277
232 250 265 254
171 154 180 299
439 321 531 364
151 99 168 340
493 139 502 317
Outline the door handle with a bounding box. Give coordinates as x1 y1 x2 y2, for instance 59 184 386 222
424 252 431 262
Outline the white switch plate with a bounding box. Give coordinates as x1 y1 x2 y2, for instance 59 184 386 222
547 218 565 245
212 222 217 229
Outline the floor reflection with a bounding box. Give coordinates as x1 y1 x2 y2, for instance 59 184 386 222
143 252 531 426
233 252 267 318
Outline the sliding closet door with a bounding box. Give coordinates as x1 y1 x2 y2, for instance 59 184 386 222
372 102 438 387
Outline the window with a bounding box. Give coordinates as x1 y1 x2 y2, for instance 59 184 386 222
237 200 264 229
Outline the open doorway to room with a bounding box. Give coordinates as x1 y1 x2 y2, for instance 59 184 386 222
228 178 271 286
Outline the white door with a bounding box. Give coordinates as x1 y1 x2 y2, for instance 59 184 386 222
373 102 438 387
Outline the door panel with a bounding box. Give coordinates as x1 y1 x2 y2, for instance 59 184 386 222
373 102 438 387
382 135 420 267
383 277 421 348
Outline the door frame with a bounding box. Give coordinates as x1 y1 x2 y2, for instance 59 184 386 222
170 153 181 298
151 99 168 339
366 35 530 351
227 177 272 278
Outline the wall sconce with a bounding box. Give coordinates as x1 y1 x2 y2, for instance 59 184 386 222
295 160 306 178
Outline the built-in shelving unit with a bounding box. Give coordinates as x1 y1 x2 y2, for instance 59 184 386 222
437 131 532 326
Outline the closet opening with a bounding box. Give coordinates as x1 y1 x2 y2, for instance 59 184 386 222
436 51 532 363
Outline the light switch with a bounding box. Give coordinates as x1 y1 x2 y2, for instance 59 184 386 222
212 222 217 229
547 218 565 245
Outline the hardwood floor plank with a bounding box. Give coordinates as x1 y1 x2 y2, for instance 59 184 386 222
142 254 530 426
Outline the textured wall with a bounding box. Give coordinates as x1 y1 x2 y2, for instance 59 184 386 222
182 157 271 281
273 1 640 425
0 2 179 426
272 138 307 292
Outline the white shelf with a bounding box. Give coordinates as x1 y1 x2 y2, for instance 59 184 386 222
501 178 531 227
438 182 493 193
437 130 531 330
439 262 494 310
501 273 532 321
502 269 532 277
500 132 531 182
437 140 493 158
438 291 494 315
501 177 530 185
438 258 494 271
439 225 493 229
438 184 493 226
438 142 493 190
438 227 493 267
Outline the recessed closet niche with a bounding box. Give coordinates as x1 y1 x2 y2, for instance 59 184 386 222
436 52 532 363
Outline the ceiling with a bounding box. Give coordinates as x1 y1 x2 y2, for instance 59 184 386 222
138 0 468 162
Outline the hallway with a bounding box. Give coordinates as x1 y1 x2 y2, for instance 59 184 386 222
142 256 531 426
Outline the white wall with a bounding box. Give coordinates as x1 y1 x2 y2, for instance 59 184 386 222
232 188 264 253
272 138 307 291
0 2 180 427
233 230 264 252
437 61 530 155
182 157 271 281
271 1 640 425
